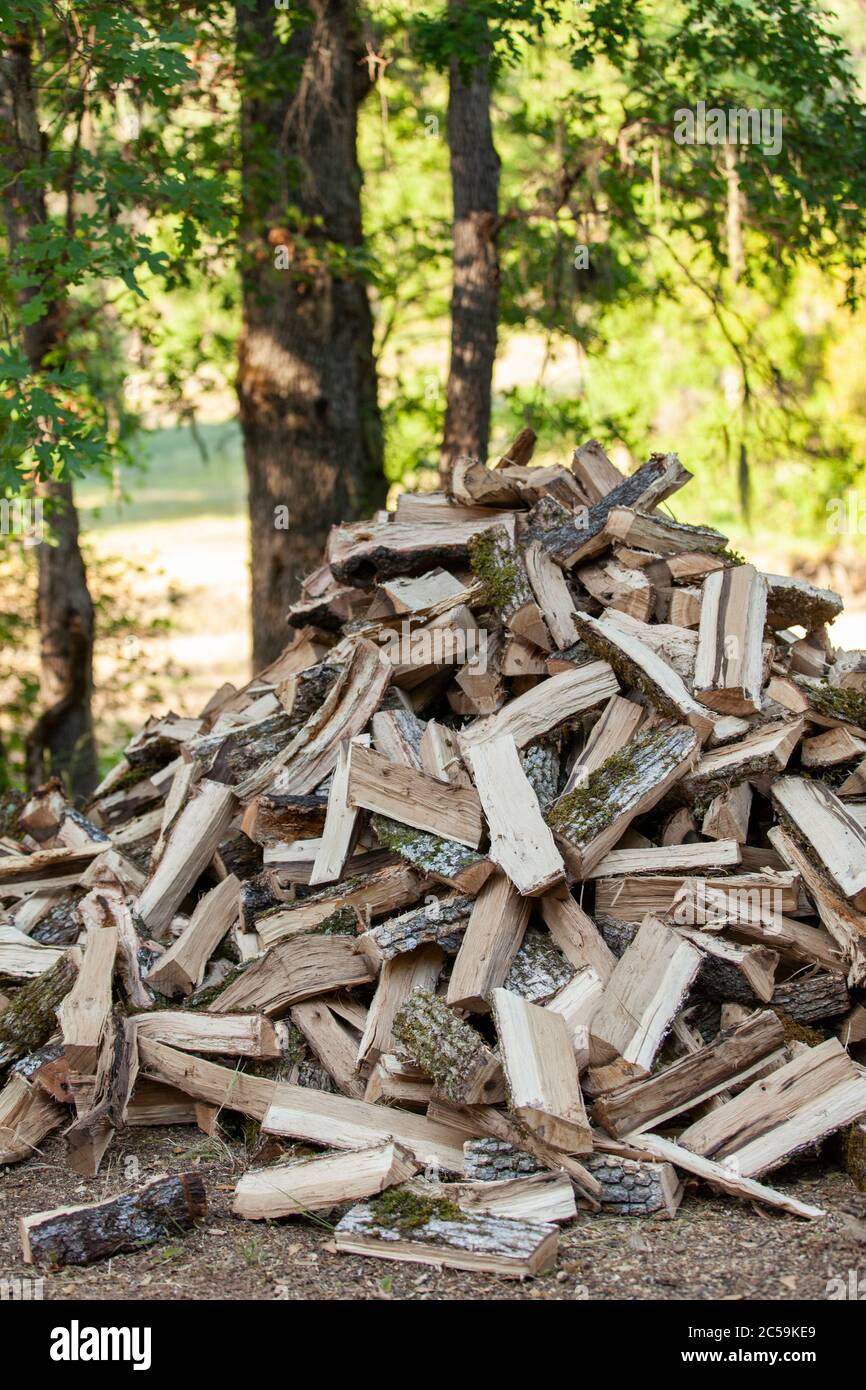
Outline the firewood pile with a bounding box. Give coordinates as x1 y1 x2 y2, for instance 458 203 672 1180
3 432 866 1277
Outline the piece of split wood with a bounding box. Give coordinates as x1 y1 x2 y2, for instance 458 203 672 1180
467 734 565 896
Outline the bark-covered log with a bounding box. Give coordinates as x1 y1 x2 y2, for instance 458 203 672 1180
0 953 78 1072
21 1171 207 1267
372 814 493 894
462 1136 544 1182
581 1153 682 1217
392 989 503 1105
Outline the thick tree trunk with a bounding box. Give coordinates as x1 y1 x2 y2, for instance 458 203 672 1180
0 30 97 797
236 0 385 670
440 0 501 485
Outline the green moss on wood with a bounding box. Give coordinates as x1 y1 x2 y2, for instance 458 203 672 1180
370 1186 464 1232
468 528 525 611
808 683 866 728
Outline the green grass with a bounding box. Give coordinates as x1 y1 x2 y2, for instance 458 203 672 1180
77 422 245 531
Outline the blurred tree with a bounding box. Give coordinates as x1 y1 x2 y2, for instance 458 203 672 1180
235 0 386 667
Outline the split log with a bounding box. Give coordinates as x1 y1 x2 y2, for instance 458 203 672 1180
802 727 866 768
329 514 505 585
593 1009 786 1136
346 742 484 849
678 1037 866 1177
211 935 376 1016
289 999 368 1098
144 874 240 997
771 777 866 910
577 557 654 621
367 569 469 618
546 967 604 1057
56 926 117 1074
523 453 692 568
601 506 728 560
586 840 741 880
0 1073 65 1165
764 573 843 631
562 694 645 792
356 944 443 1068
65 1008 138 1177
590 916 702 1080
236 639 391 800
703 782 753 843
21 1172 207 1267
468 524 550 649
372 816 493 895
625 1131 824 1219
538 891 616 981
446 874 531 1010
574 611 714 742
135 780 236 936
233 1142 418 1220
419 720 472 787
581 1153 683 1217
355 894 471 966
767 825 866 986
467 735 565 896
683 721 805 804
458 660 619 750
392 990 504 1105
409 1171 575 1225
524 542 580 647
256 862 423 947
571 438 623 500
694 565 767 714
593 871 801 924
0 926 64 980
334 1192 557 1277
262 1087 474 1172
547 725 698 878
491 987 592 1153
310 736 369 885
0 952 79 1071
138 1037 277 1119
133 1011 279 1059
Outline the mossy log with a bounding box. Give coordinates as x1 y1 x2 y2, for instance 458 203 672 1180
392 990 503 1104
468 524 550 649
841 1121 866 1191
21 1171 207 1267
334 1190 558 1277
547 725 698 877
0 953 79 1072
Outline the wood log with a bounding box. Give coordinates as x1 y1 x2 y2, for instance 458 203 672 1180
491 987 592 1153
0 1072 65 1165
233 1142 418 1220
458 660 618 750
135 780 236 937
65 1008 138 1177
446 873 531 1010
522 453 692 568
678 1037 866 1177
574 611 714 742
767 825 866 986
0 925 64 980
419 720 472 787
137 1036 277 1119
334 1192 558 1277
329 514 505 585
289 999 368 1098
581 1153 683 1217
357 944 443 1068
262 1087 473 1172
561 694 645 793
538 891 616 981
548 725 698 878
593 1009 786 1136
590 916 702 1079
144 874 240 997
593 871 801 924
601 506 728 559
309 736 369 885
368 569 468 618
392 989 504 1105
256 862 423 946
355 894 471 966
703 782 753 843
694 565 767 714
468 523 551 649
133 1011 279 1059
571 438 623 500
409 1171 576 1224
577 557 654 622
346 742 484 849
236 639 390 800
56 926 117 1074
764 573 843 631
467 734 565 896
587 840 741 879
771 776 866 911
372 816 493 895
21 1172 207 1267
0 952 79 1071
211 935 376 1016
626 1131 824 1219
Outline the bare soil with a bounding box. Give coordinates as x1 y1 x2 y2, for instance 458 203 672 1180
2 1125 864 1302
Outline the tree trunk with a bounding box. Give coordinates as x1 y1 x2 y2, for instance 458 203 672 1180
0 29 97 798
440 0 501 485
236 0 386 671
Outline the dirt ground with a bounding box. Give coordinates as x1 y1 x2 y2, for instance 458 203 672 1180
2 1124 865 1302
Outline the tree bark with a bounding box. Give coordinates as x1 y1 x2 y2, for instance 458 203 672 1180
440 0 501 485
0 29 97 797
236 0 386 670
